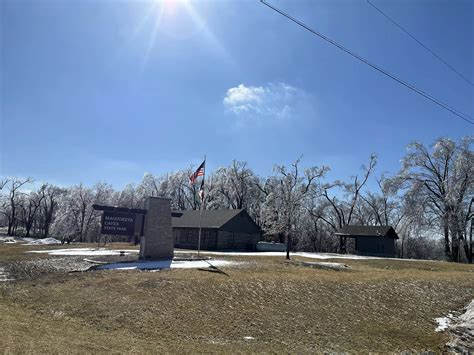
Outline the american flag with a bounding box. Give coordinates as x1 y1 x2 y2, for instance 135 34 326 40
189 160 205 184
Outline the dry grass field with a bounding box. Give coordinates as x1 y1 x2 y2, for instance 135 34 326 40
1 243 473 353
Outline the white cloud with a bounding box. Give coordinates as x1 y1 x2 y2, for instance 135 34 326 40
223 82 306 119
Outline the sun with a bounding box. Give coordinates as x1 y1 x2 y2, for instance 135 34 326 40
155 0 191 12
130 0 230 68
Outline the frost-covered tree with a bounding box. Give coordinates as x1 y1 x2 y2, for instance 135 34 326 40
52 183 114 242
137 169 201 210
258 158 328 259
2 137 470 262
207 161 264 225
313 155 377 231
115 183 141 209
210 161 259 209
50 200 78 243
397 137 473 261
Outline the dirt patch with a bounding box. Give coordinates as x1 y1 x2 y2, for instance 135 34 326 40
3 254 137 281
4 257 92 280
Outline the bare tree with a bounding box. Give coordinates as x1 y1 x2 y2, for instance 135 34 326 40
0 178 11 230
38 184 64 238
19 191 45 238
458 197 474 263
259 157 328 259
2 177 33 236
0 178 9 191
398 137 473 261
310 155 377 252
360 175 405 229
211 161 257 209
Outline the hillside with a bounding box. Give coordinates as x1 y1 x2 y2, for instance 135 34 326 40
1 243 473 353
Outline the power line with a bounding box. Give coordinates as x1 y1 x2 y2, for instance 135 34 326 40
259 0 474 125
366 0 473 87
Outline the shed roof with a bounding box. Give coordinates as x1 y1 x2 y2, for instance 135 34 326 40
171 209 245 229
335 225 398 239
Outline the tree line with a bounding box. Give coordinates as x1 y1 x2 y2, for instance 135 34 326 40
1 136 472 262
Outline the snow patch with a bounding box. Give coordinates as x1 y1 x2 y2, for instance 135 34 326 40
21 237 36 243
176 250 373 260
314 262 348 267
176 250 444 262
24 238 62 245
97 259 238 271
0 236 21 244
446 300 474 352
0 236 50 244
435 314 454 332
27 248 139 256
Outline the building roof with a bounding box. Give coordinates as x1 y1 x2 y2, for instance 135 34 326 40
335 225 398 239
172 209 245 229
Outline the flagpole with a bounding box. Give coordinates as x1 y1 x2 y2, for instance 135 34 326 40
197 155 206 257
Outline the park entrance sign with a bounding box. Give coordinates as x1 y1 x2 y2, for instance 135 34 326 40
92 197 175 260
93 204 146 238
101 211 136 236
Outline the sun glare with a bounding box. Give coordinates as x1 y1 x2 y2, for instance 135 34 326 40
131 0 231 69
155 0 190 12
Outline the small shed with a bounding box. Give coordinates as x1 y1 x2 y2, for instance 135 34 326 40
172 209 261 251
335 225 398 257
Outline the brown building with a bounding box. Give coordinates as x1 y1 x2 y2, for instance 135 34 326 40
172 209 261 251
335 225 399 257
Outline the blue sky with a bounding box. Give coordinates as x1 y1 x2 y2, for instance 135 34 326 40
1 0 472 189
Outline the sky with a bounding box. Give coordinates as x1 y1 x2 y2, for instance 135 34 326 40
1 0 473 189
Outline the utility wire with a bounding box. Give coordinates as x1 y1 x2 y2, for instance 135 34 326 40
260 0 474 125
367 0 473 87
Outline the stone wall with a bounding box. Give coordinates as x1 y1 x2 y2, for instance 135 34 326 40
139 197 174 260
